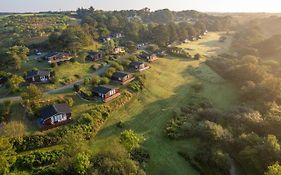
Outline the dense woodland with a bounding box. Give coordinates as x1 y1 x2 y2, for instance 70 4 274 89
0 7 281 175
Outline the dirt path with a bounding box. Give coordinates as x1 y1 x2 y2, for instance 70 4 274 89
0 65 109 103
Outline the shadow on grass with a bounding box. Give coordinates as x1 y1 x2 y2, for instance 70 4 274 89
94 59 201 175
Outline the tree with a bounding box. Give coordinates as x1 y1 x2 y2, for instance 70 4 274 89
21 84 43 102
91 75 101 85
92 144 145 175
120 130 142 151
104 67 116 78
99 77 110 85
65 97 74 107
152 24 169 46
198 120 232 143
58 130 90 174
265 162 281 175
0 136 16 175
8 75 24 93
146 44 159 53
7 46 29 70
126 41 137 53
264 135 281 154
73 153 91 175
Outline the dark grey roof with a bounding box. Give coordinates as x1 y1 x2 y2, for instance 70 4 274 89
40 103 71 119
45 52 58 58
112 71 129 79
130 61 144 67
92 85 115 95
26 70 50 78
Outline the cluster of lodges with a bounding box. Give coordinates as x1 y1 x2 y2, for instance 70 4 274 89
38 57 155 128
35 43 162 129
91 51 159 103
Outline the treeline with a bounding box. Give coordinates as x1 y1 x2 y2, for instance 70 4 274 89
0 14 72 47
203 25 281 174
73 7 234 45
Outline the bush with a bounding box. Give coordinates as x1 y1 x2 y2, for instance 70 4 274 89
116 121 125 128
83 78 91 85
73 84 81 92
91 75 101 86
128 75 145 92
104 67 116 78
12 133 63 152
65 97 74 107
194 53 201 60
99 77 110 85
14 150 63 170
130 148 150 164
120 129 142 151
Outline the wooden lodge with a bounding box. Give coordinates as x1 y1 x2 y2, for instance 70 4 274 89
39 103 72 129
129 61 149 72
26 70 53 83
112 47 126 55
111 71 135 85
86 52 103 61
139 52 158 62
44 52 72 64
92 85 121 102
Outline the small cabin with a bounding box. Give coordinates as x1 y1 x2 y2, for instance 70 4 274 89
139 52 158 62
45 52 72 64
111 71 135 85
39 103 72 129
92 85 121 102
112 47 126 55
87 52 103 61
26 70 53 83
111 33 124 39
129 61 149 72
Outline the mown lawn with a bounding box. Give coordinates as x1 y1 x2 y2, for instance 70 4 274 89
90 32 237 175
177 32 233 57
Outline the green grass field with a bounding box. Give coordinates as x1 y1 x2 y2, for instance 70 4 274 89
90 32 238 175
177 32 232 57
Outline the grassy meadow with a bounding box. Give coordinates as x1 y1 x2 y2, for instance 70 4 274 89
90 32 238 175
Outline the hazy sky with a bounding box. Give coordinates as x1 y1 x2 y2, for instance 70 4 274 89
1 0 281 13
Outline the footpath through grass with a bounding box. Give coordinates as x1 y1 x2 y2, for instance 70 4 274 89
91 32 237 175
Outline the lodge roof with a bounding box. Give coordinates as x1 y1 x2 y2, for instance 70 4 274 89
92 85 116 95
129 61 144 67
112 71 130 79
40 103 71 119
26 70 51 78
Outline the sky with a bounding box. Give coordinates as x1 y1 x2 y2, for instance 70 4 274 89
1 0 281 13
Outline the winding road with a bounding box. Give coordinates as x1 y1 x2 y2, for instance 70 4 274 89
0 65 110 103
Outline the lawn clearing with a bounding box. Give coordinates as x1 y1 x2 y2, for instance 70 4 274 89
177 32 232 57
91 32 237 175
